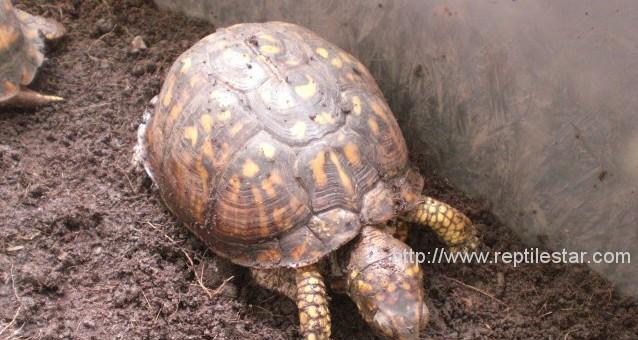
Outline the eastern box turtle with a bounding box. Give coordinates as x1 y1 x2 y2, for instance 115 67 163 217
136 22 479 340
0 0 64 107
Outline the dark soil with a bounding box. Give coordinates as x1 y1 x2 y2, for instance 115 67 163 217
1 1 637 339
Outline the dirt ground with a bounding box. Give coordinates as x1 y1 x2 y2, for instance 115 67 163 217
1 1 637 339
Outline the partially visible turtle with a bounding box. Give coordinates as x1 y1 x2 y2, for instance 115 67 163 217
0 0 65 107
136 22 479 339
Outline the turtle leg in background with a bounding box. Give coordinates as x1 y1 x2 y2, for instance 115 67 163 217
14 8 66 41
250 265 331 340
344 226 428 340
1 87 63 108
0 7 66 108
401 195 479 253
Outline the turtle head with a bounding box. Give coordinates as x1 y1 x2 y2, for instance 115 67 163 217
344 226 429 339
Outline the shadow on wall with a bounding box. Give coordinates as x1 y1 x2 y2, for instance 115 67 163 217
154 0 638 296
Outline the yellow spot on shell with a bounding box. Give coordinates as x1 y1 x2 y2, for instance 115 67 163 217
270 171 284 185
371 101 388 118
316 47 329 58
352 96 362 115
261 178 277 198
217 110 231 121
295 76 317 99
313 112 336 125
272 206 285 226
162 75 176 107
180 57 192 74
260 45 280 54
229 122 244 136
331 57 343 68
290 121 306 139
200 114 213 133
339 52 354 63
242 159 260 177
343 143 360 166
368 117 380 135
168 101 183 123
329 151 354 195
183 126 198 146
260 143 275 159
310 152 327 187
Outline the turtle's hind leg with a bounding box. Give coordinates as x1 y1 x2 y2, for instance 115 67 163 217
402 195 479 253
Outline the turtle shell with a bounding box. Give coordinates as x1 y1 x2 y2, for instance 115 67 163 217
140 22 423 269
0 0 65 102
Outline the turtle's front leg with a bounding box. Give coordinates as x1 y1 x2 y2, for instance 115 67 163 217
295 265 331 340
402 196 479 253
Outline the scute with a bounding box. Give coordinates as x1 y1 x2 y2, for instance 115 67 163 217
141 21 422 269
211 131 311 243
344 89 409 176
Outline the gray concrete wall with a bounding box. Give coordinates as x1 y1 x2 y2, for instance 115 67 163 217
154 0 638 296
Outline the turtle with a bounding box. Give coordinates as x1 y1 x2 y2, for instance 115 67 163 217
135 21 479 340
0 0 65 107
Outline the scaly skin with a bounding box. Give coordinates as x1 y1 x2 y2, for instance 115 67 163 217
345 226 428 340
295 265 331 340
402 195 479 253
250 226 429 339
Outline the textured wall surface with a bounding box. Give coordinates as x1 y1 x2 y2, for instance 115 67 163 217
154 0 638 295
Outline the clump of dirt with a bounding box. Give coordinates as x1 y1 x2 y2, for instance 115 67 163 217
1 1 637 339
